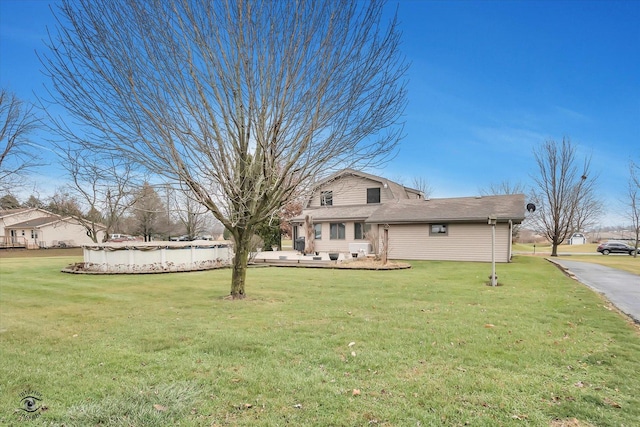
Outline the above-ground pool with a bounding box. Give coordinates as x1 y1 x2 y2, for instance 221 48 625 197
66 240 232 274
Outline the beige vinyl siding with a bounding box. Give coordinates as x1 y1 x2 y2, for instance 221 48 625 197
311 222 353 253
308 175 395 207
297 221 371 254
40 220 105 248
386 223 512 262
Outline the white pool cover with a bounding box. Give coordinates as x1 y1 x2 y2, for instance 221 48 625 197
79 240 232 273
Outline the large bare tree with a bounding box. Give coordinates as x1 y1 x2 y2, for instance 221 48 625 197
56 146 138 242
0 89 41 193
530 138 598 256
42 0 408 298
130 183 169 242
168 186 213 239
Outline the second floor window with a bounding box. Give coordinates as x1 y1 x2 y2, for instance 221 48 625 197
321 191 333 206
330 222 345 240
367 188 381 204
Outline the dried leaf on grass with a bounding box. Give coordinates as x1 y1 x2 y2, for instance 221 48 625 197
603 397 621 408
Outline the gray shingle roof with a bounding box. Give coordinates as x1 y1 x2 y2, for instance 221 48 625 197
292 194 525 224
366 194 526 224
7 216 63 228
291 204 381 223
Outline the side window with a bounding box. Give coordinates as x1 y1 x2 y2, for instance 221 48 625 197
314 224 322 240
321 191 333 206
367 188 381 204
430 224 448 236
330 223 346 240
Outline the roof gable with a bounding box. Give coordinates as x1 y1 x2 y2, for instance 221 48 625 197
0 207 36 218
0 207 61 219
310 169 421 202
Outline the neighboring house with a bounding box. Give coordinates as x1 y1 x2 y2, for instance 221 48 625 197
1 208 53 247
291 169 526 263
568 232 587 245
0 208 105 249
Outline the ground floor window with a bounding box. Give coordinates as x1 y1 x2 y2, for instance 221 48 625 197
330 222 346 240
31 230 38 239
314 223 322 240
354 222 371 239
430 224 448 236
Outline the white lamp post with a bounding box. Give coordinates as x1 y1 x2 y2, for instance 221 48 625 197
488 215 497 286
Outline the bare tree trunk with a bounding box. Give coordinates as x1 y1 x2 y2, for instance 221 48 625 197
230 230 251 299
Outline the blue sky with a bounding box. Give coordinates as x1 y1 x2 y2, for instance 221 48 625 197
1 0 639 225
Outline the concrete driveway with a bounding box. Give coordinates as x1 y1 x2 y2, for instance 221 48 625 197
551 259 640 323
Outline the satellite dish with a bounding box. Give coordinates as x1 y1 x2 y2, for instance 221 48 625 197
526 203 536 213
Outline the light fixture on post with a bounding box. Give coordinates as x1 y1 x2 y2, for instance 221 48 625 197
488 215 497 287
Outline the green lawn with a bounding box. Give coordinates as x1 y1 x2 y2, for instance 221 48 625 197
513 243 600 254
555 254 640 276
1 255 639 426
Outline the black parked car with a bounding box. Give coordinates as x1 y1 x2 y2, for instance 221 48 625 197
596 241 637 255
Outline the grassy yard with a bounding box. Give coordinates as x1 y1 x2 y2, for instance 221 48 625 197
513 243 600 254
555 255 640 276
1 254 639 426
514 243 640 275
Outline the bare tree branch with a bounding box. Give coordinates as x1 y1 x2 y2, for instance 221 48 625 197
480 180 528 240
56 145 139 242
411 176 433 199
0 89 42 192
480 180 527 196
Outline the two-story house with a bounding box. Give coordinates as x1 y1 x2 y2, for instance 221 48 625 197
291 169 525 263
